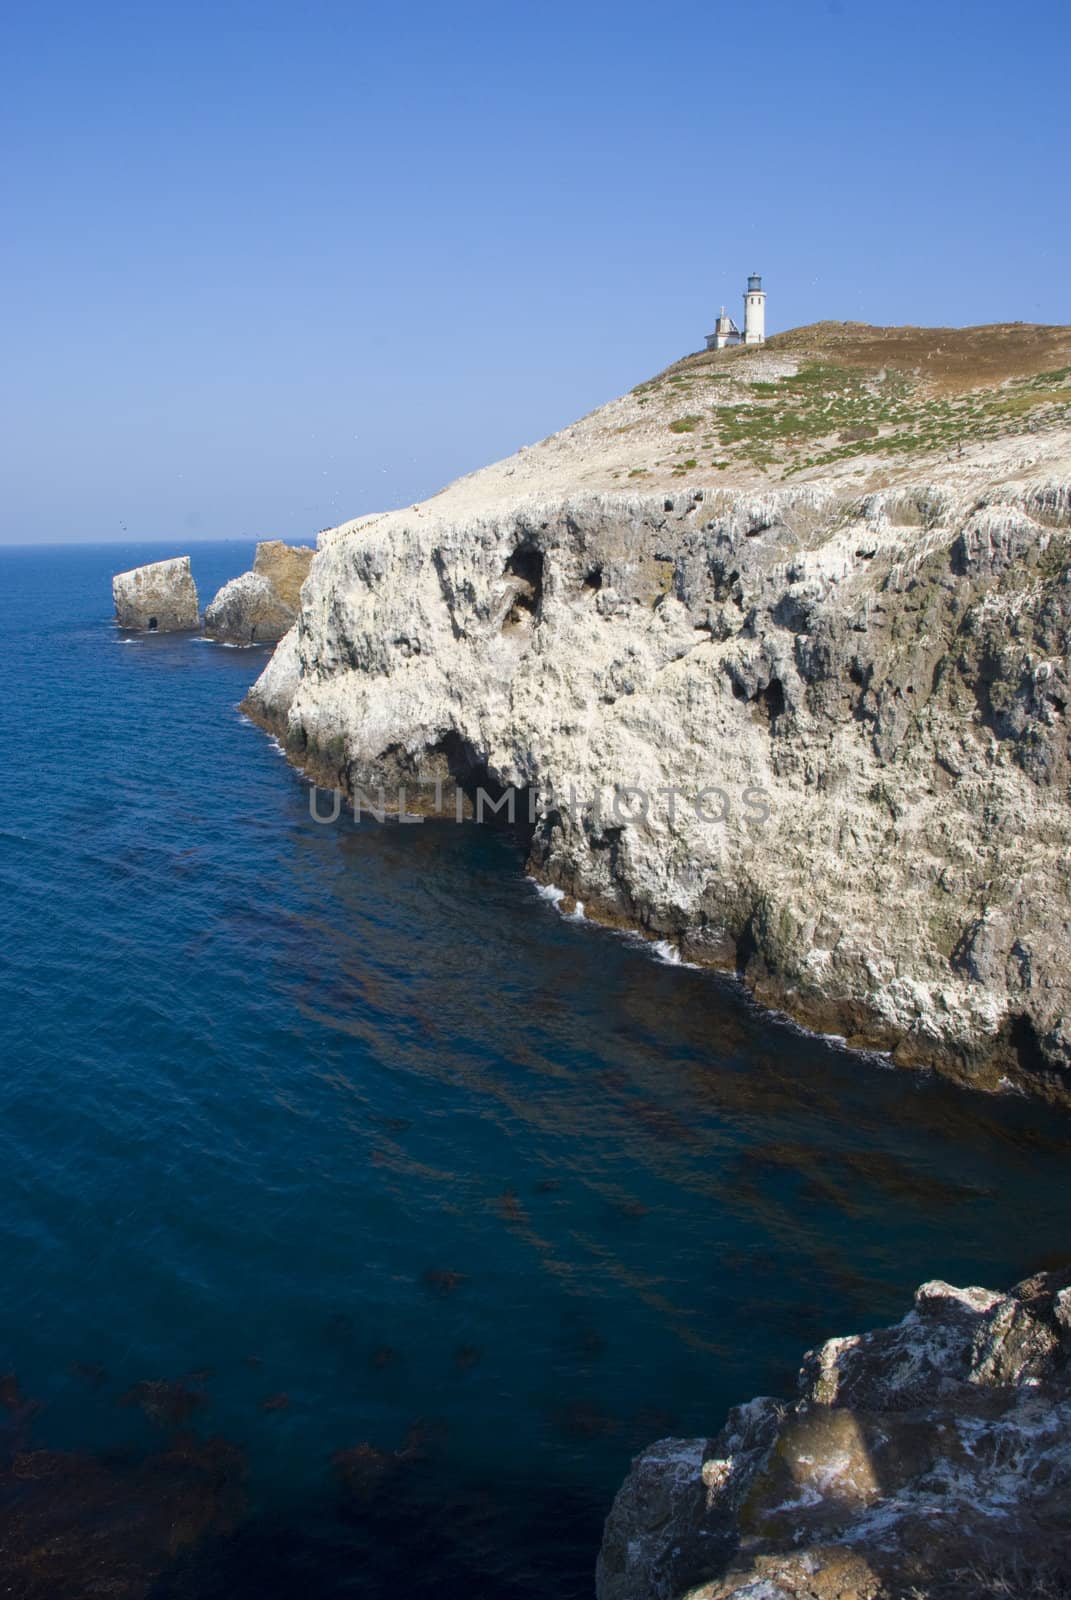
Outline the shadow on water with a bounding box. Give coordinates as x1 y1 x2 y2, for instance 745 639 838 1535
153 1475 605 1600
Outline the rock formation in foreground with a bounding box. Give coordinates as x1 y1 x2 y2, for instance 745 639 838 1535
598 1269 1071 1600
243 322 1071 1103
204 540 314 645
112 555 199 631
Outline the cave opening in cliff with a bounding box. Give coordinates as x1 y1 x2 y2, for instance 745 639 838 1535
148 616 158 632
761 677 786 726
503 544 544 626
735 915 760 975
1006 1011 1047 1077
431 731 536 846
583 565 603 593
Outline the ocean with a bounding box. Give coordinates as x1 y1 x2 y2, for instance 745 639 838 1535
1 539 1069 1597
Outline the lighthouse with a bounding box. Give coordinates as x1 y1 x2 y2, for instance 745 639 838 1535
705 274 767 351
743 273 766 346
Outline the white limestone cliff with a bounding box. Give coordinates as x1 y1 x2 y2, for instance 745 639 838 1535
244 325 1071 1103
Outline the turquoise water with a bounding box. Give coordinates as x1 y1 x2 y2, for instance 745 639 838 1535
2 541 1070 1595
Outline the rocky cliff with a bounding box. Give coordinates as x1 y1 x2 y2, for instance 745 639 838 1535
243 323 1071 1103
597 1269 1071 1600
205 540 314 645
112 556 199 631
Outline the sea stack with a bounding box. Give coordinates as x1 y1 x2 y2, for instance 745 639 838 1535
112 556 199 632
204 541 315 646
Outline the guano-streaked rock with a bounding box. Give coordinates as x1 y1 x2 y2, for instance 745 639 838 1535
597 1271 1071 1600
205 541 314 645
243 323 1071 1103
112 556 199 632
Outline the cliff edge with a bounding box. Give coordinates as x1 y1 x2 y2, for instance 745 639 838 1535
244 323 1071 1103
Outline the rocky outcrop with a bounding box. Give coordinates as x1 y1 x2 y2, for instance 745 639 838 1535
250 539 316 610
112 556 199 631
243 327 1071 1103
205 540 314 645
597 1270 1071 1600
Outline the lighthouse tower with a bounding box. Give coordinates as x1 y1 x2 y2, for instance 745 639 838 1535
743 273 766 346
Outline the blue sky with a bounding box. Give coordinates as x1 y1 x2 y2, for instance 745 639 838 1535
2 0 1068 544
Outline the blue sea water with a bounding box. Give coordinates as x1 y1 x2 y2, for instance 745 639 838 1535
1 540 1069 1596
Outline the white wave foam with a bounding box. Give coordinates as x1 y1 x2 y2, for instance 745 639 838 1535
763 1001 893 1064
529 881 585 920
524 883 895 1072
531 882 565 907
650 939 700 970
236 711 289 758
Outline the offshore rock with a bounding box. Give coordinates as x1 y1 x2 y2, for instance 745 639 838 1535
205 540 314 645
597 1270 1071 1600
112 556 199 631
244 323 1071 1103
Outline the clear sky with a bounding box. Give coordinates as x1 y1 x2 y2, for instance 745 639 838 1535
2 0 1068 544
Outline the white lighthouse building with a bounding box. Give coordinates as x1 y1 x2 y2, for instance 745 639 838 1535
743 272 766 344
706 273 767 351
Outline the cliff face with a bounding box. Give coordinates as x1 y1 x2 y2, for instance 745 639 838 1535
244 324 1071 1103
597 1270 1071 1600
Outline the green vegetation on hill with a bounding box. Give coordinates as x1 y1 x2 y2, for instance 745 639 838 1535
636 350 1071 478
706 360 1071 474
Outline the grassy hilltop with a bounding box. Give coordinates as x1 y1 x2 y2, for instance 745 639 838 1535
632 321 1071 480
417 321 1071 514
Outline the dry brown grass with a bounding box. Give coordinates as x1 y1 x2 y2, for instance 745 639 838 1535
667 321 1071 394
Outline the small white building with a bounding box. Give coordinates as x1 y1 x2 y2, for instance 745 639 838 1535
706 274 766 350
707 306 742 349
